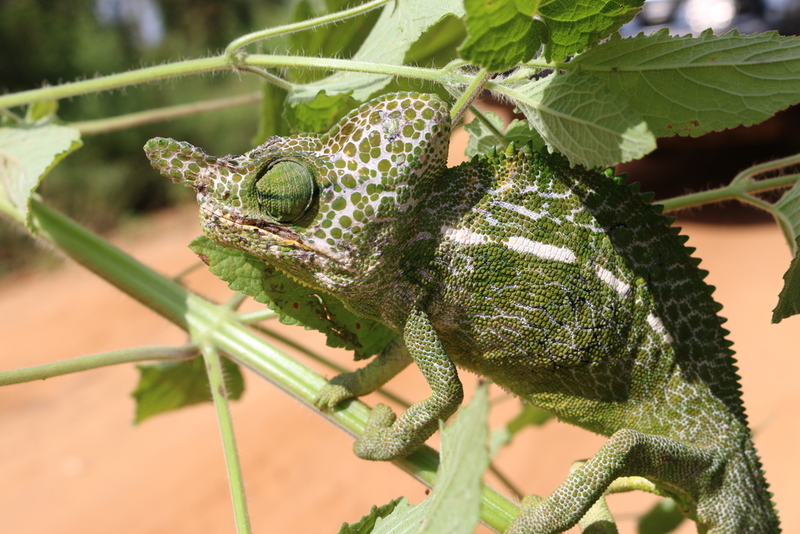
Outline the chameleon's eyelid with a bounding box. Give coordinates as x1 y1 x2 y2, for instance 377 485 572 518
253 157 319 224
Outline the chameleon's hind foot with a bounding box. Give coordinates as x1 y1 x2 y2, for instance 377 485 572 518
352 403 404 461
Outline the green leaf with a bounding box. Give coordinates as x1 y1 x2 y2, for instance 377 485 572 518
189 236 396 359
772 179 800 254
458 0 643 69
464 110 545 158
288 0 465 104
253 82 291 146
25 100 59 123
283 90 358 134
459 0 547 72
772 235 800 323
336 498 404 534
0 124 82 229
538 0 644 62
132 356 244 424
575 30 800 138
637 498 685 534
359 385 490 534
418 384 490 534
510 71 655 166
370 498 430 534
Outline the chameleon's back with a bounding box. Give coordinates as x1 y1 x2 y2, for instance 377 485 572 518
418 146 780 531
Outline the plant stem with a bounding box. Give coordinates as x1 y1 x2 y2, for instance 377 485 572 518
243 54 445 82
5 198 521 534
72 92 262 136
449 68 492 125
0 54 454 111
659 173 800 213
0 57 225 109
0 345 197 386
202 343 252 534
225 0 390 59
237 309 278 324
470 106 509 148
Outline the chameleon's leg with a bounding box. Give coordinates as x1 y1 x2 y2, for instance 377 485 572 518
578 496 618 534
507 428 714 534
570 461 619 534
352 307 464 461
315 337 412 408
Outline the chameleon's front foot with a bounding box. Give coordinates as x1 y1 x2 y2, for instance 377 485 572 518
314 382 355 410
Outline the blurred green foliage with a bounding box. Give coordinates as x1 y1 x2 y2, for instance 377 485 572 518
0 0 466 277
0 0 285 275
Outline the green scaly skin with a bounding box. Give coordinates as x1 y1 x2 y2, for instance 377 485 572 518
144 92 780 533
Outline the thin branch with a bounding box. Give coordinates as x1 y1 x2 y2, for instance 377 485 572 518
225 0 390 59
202 343 252 534
0 345 197 386
72 92 262 136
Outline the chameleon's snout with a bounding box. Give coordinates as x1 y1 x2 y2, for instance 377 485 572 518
143 137 218 188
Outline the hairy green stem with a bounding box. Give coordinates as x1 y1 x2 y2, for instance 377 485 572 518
225 0 390 59
73 92 262 136
0 345 197 386
450 69 492 125
243 54 444 82
731 152 800 183
0 57 224 109
2 198 521 533
202 343 252 534
659 174 800 213
0 54 453 111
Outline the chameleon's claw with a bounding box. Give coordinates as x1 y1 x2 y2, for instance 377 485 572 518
353 404 403 461
314 383 356 411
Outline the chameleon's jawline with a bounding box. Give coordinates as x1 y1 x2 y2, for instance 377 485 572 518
199 206 306 248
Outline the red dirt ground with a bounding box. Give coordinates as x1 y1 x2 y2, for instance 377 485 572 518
1 132 797 533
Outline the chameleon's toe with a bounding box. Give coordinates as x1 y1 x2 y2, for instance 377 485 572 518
314 384 355 410
353 404 408 461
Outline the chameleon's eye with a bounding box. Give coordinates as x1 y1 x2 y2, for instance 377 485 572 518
254 159 317 223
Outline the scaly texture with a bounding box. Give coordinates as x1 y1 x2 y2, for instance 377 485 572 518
145 92 780 533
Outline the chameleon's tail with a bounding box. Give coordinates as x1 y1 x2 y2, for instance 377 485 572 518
702 442 781 533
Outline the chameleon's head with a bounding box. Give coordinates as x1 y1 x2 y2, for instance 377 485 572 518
144 92 451 293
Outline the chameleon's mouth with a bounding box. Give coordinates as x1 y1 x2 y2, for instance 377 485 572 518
199 206 311 250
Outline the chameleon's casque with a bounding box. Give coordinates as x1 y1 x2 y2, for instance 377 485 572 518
145 92 780 533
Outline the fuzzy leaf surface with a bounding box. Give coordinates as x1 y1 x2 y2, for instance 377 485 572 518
510 71 655 166
0 124 81 228
539 0 643 61
574 30 800 138
417 384 490 534
459 0 643 69
363 385 490 534
189 236 396 359
459 0 547 71
132 356 244 424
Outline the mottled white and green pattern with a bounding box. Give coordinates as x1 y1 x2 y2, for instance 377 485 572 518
145 92 780 533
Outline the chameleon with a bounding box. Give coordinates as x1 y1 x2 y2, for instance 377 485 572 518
144 92 780 533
